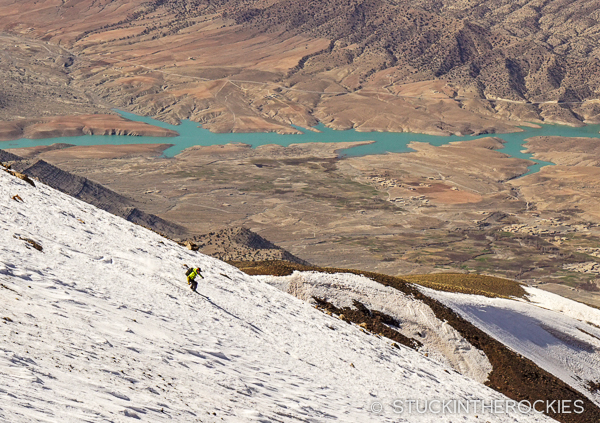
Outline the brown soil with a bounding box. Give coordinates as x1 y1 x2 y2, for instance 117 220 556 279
587 381 600 394
425 189 483 204
412 183 483 205
232 260 600 423
8 144 174 160
524 137 600 166
0 115 179 141
511 164 600 222
5 1 600 133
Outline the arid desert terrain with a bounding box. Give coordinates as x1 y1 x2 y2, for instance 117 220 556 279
3 0 600 307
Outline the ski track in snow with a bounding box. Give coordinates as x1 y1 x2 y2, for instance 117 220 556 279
0 170 553 422
420 286 600 408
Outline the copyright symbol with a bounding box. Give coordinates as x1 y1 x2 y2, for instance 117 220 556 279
370 402 383 413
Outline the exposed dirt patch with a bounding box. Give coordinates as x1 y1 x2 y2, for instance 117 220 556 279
524 137 600 167
1 165 36 187
14 235 43 252
416 184 483 204
0 114 178 141
587 381 600 394
312 298 422 350
9 144 174 160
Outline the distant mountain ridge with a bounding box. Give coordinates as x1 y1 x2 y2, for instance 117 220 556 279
227 0 600 105
145 0 600 123
1 0 599 134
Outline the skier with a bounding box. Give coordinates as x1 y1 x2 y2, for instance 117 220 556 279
185 266 203 292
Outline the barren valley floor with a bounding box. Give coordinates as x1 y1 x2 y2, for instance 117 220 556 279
7 133 600 308
3 1 600 308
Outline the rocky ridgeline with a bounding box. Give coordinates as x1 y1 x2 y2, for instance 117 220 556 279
2 148 309 265
1 149 185 238
182 227 310 265
225 0 600 122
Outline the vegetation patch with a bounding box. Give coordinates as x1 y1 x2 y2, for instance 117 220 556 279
402 273 527 299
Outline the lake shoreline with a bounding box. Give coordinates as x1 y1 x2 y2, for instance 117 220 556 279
2 110 600 176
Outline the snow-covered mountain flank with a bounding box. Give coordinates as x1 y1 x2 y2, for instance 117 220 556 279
259 270 600 419
0 165 596 422
422 286 600 408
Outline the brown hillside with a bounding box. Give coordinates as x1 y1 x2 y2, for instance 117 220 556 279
1 0 599 132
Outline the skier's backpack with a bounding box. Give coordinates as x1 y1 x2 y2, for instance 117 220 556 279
185 268 194 276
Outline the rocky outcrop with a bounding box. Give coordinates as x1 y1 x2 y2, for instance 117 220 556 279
0 149 22 163
187 227 310 265
3 150 186 238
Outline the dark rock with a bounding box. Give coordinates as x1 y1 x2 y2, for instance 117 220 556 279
3 149 186 237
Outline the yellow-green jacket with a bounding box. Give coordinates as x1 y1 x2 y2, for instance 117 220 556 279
187 268 203 283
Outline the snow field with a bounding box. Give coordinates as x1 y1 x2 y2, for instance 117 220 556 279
420 286 600 408
259 271 493 383
0 170 551 422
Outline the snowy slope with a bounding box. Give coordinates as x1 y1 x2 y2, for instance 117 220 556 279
420 286 600 407
0 169 553 422
259 271 493 383
524 286 600 327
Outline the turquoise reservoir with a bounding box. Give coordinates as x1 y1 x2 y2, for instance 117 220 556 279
3 109 600 176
